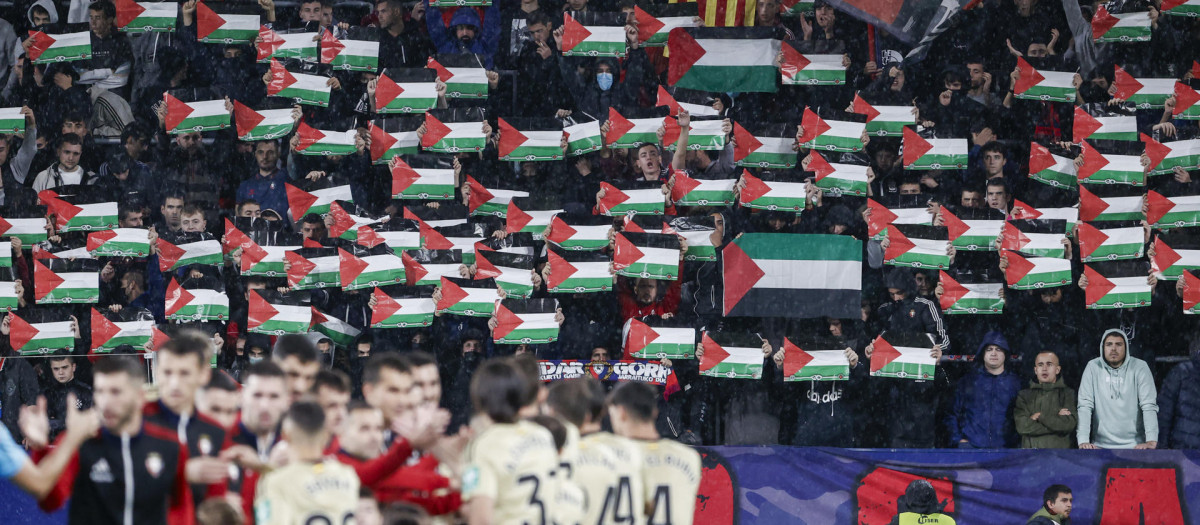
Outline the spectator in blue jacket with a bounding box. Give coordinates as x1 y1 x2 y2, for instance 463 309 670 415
425 2 501 68
944 330 1023 448
1157 338 1200 450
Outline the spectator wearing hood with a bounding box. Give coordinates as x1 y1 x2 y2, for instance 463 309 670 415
94 150 152 203
1076 329 1158 449
1156 337 1200 450
1014 349 1077 449
425 3 501 68
19 62 91 137
944 330 1023 448
887 480 956 525
870 269 950 352
559 28 649 120
0 107 38 201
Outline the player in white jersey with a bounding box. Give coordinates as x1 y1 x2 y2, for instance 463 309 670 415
255 401 360 525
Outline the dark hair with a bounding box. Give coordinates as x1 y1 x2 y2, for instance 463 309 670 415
196 498 244 525
88 0 117 18
47 350 73 366
181 203 206 218
57 133 82 150
985 178 1010 192
607 381 658 423
94 356 146 383
162 187 187 203
531 415 567 451
206 370 240 392
526 11 552 28
979 141 1006 158
243 360 286 382
346 399 376 414
62 112 89 125
362 353 411 386
236 200 260 214
405 350 436 368
1043 484 1071 507
158 329 212 366
301 213 324 226
254 140 279 152
961 184 984 195
312 369 351 394
509 353 541 408
273 334 320 364
121 125 150 145
379 0 406 11
547 378 593 427
285 400 326 435
470 359 528 424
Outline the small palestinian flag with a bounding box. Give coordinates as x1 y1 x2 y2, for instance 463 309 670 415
1076 223 1145 262
421 110 487 153
370 288 436 328
664 215 717 262
0 281 17 310
1084 262 1151 309
34 259 98 305
699 331 765 379
25 31 91 64
390 159 455 200
165 280 229 321
248 290 312 335
376 68 438 114
286 183 352 216
356 224 421 255
613 232 679 280
634 4 699 47
1010 200 1079 232
1003 249 1073 290
865 200 932 238
1079 185 1144 222
781 0 815 14
1162 0 1200 16
493 298 560 344
732 122 797 168
115 0 178 33
293 122 357 156
561 13 626 58
564 120 603 156
1112 65 1174 109
1147 191 1200 229
39 191 117 233
1174 82 1200 120
327 202 375 241
942 209 1002 251
310 308 360 347
33 238 91 260
257 27 318 63
421 224 482 263
546 247 612 293
505 200 561 237
1077 141 1144 186
779 43 845 86
938 271 1004 315
604 108 664 149
598 183 665 216
902 127 967 170
91 309 160 353
884 225 950 269
1154 232 1200 280
498 118 564 161
806 151 868 197
545 215 611 251
87 228 150 257
670 171 736 207
465 176 529 217
1073 107 1136 142
1092 6 1151 42
402 250 462 286
369 118 421 163
667 27 782 94
8 314 74 355
436 276 500 317
1028 142 1079 189
1013 57 1077 103
622 214 665 235
870 332 936 381
241 244 293 277
738 171 806 212
1186 271 1200 314
427 55 487 99
475 250 535 298
851 95 915 137
623 318 695 360
722 233 861 318
797 108 864 153
0 107 24 134
233 101 294 141
267 59 330 106
339 248 405 291
156 238 222 271
661 118 727 152
286 249 340 290
783 338 850 381
320 30 378 72
1002 220 1068 258
655 86 720 117
196 1 258 44
1145 137 1200 175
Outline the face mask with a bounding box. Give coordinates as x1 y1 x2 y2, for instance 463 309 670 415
597 72 614 91
248 356 263 365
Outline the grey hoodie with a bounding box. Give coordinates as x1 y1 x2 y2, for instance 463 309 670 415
1076 329 1158 448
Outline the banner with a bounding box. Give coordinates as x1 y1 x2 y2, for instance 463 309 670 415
538 360 673 385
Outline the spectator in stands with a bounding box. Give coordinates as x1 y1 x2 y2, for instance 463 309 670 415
426 1 502 68
42 352 93 441
617 277 682 321
985 178 1013 217
78 1 133 98
273 334 323 402
514 12 574 118
1156 338 1200 450
155 189 187 234
871 269 950 352
1014 350 1077 449
1027 484 1073 525
95 151 152 203
1077 330 1159 449
376 0 435 68
236 140 288 216
31 133 93 191
887 480 955 525
945 331 1022 448
0 107 38 191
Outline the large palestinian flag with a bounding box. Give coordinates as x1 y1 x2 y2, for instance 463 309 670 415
1013 57 1077 103
421 110 487 153
561 13 627 58
1146 191 1200 229
474 250 535 298
1001 220 1068 258
196 1 258 44
1152 231 1200 281
286 249 340 290
266 59 330 107
661 117 727 151
564 120 604 156
797 108 865 153
779 43 845 86
247 290 312 335
498 118 564 161
851 95 915 137
376 68 439 114
1077 141 1144 186
1073 107 1137 142
664 215 718 262
546 247 612 293
656 86 720 118
34 259 98 305
310 308 361 347
391 158 455 200
116 0 178 33
40 191 117 233
869 332 937 381
465 177 529 217
286 183 353 217
369 118 421 163
1027 141 1079 189
293 122 357 156
699 331 765 379
865 200 933 238
1174 81 1200 120
164 94 229 134
883 224 950 269
613 232 680 280
634 4 700 47
597 183 665 216
902 127 967 170
1079 185 1144 222
427 54 488 99
1010 201 1079 233
545 215 612 251
87 228 150 257
732 122 796 169
156 238 222 271
370 288 436 328
603 108 664 149
241 244 292 277
165 280 229 321
25 31 91 64
356 223 421 255
339 248 406 291
938 271 1004 315
90 308 164 353
1092 6 1151 42
1084 262 1152 309
782 338 850 381
8 314 75 355
722 233 861 318
942 209 1002 252
321 30 378 72
1112 65 1175 109
738 171 806 212
233 101 295 141
505 200 561 237
670 171 736 207
623 318 695 360
1145 138 1200 176
436 277 500 317
667 27 781 93
256 27 318 63
1003 249 1073 290
1075 223 1145 262
492 298 560 344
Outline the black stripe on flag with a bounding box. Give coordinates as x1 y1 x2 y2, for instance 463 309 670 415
620 232 681 251
380 68 439 83
500 297 558 315
1008 219 1068 235
406 249 461 265
476 250 534 270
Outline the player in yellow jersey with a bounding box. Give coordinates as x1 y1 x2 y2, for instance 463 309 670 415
547 378 623 525
462 359 560 525
254 401 360 525
531 415 586 525
564 377 645 525
609 382 702 525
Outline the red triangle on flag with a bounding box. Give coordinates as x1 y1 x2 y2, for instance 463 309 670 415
375 73 405 111
39 191 83 230
239 238 269 273
24 31 56 61
611 233 645 271
1014 57 1045 95
246 290 279 331
115 0 147 28
285 182 318 217
1028 141 1059 175
669 170 701 202
1140 132 1169 172
164 279 194 317
698 332 728 373
86 229 118 252
1146 190 1176 225
150 326 169 351
655 86 682 116
866 199 899 237
869 335 902 372
902 127 933 166
604 108 634 146
401 252 428 286
1077 142 1108 181
1073 222 1109 259
937 271 969 311
1153 237 1181 276
797 107 831 145
737 171 771 204
320 31 344 64
622 217 646 233
1174 82 1200 116
473 251 502 280
195 1 227 40
0 218 12 236
465 175 496 214
851 94 880 122
327 202 358 238
1083 265 1116 306
421 113 452 148
156 238 186 272
1091 5 1121 40
660 116 682 147
303 237 324 248
390 157 421 194
8 314 39 352
266 59 298 95
293 121 326 152
1193 60 1200 79
505 201 533 234
545 216 579 246
356 226 384 249
805 151 835 182
560 13 592 53
256 26 284 61
1184 271 1200 311
426 57 452 82
338 248 369 287
436 277 469 310
1010 199 1042 220
720 240 766 316
634 6 664 43
940 209 969 241
491 303 524 339
624 319 659 357
1071 107 1103 143
666 27 705 86
91 308 120 349
496 118 529 159
371 288 403 324
285 251 315 288
1078 185 1109 222
420 224 454 250
545 249 578 289
233 101 266 139
778 42 810 81
309 306 328 327
598 182 630 212
883 227 916 261
369 122 398 163
1000 222 1031 252
33 259 64 301
1112 65 1144 101
782 338 813 378
731 122 762 162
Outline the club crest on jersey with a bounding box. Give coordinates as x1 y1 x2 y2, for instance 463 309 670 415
908 309 917 318
146 452 164 478
90 458 114 483
198 435 213 456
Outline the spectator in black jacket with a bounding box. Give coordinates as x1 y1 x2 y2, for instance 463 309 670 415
1157 338 1200 450
42 352 93 441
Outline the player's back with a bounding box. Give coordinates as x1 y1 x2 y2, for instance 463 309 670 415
574 433 621 525
463 420 560 524
254 459 360 525
639 439 702 525
583 431 645 525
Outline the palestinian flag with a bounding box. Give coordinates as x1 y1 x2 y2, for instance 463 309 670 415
327 202 375 241
1174 82 1200 120
732 122 796 168
233 101 294 141
664 216 717 261
369 119 420 163
942 209 1002 251
475 250 535 298
1162 0 1200 16
1079 186 1144 222
623 318 695 360
421 111 487 153
634 4 699 47
0 282 18 310
779 44 845 86
1010 200 1079 232
598 183 665 216
91 309 159 353
8 315 74 355
39 192 117 233
0 243 9 267
505 200 561 237
267 59 330 106
797 108 864 153
339 249 405 291
115 0 177 33
806 151 868 197
604 108 663 149
938 271 1004 315
241 244 293 277
655 86 720 117
613 232 679 280
164 94 229 134
1001 220 1067 258
851 95 915 137
546 247 612 293
34 260 98 304
1147 191 1200 229
165 280 229 321
427 55 487 99
156 238 221 271
1003 249 1073 290
564 120 603 156
320 31 378 72
286 249 340 290
33 239 91 260
222 209 255 254
1076 223 1145 262
662 118 727 151
0 107 24 134
782 338 850 381
699 332 764 379
781 0 815 14
738 171 806 212
196 1 258 44
723 233 861 318
356 225 420 255
1112 65 1174 109
498 118 564 161
1073 107 1136 142
1153 233 1200 280
670 171 736 207
370 289 436 328
667 27 781 93
1084 262 1152 309
869 332 936 381
493 299 560 344
865 200 933 238
465 176 528 217
1013 57 1077 103
25 31 91 64
1145 138 1200 176
1028 142 1079 189
401 250 462 286
436 277 499 317
286 183 352 217
1077 142 1144 186
545 215 611 251
390 159 455 200
902 127 967 170
883 225 950 269
257 27 318 63
87 228 150 257
1186 271 1200 314
561 13 626 58
376 68 438 114
421 225 481 264
310 308 360 347
1092 6 1151 42
248 290 312 335
293 122 357 156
